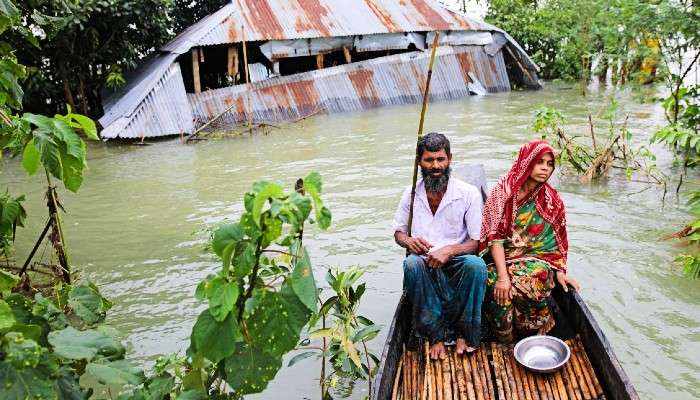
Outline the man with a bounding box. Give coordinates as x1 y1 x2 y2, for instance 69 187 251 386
392 132 486 360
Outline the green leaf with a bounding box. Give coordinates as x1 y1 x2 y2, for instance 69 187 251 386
0 0 19 19
211 223 243 257
0 355 58 400
303 172 322 194
144 374 175 399
48 326 124 361
68 282 112 326
68 113 98 140
21 138 40 175
289 242 317 312
56 142 85 193
34 132 63 181
251 181 284 226
287 351 317 367
303 172 331 230
86 359 145 386
176 390 207 400
223 342 281 395
0 299 15 330
233 241 256 278
205 276 239 322
4 332 43 368
0 269 19 295
190 309 242 363
54 366 86 400
32 293 69 330
6 323 42 343
245 284 311 357
52 119 85 160
351 324 382 342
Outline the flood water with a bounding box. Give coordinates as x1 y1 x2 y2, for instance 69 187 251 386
2 83 698 399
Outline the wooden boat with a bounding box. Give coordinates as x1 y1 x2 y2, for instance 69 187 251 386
372 165 639 400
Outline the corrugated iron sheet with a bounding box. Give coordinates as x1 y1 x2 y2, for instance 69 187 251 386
187 45 509 128
162 0 490 52
101 63 194 139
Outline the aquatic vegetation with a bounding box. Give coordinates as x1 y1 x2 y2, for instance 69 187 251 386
293 267 381 399
531 103 665 186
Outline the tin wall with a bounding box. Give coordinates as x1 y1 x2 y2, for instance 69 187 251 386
187 45 509 129
101 63 194 139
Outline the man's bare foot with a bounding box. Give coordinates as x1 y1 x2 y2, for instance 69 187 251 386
456 338 477 354
430 342 447 360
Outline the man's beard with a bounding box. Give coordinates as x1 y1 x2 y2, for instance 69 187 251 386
421 166 451 193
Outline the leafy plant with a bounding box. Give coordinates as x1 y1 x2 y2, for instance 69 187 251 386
0 274 144 400
294 267 381 399
0 192 25 257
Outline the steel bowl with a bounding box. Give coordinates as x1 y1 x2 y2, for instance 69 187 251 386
514 335 570 373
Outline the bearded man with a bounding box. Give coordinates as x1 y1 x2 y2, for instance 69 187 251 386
392 132 486 360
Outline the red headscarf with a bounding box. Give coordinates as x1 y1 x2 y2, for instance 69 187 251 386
479 139 568 268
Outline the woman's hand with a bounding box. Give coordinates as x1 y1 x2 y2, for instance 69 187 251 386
556 271 580 292
494 277 512 306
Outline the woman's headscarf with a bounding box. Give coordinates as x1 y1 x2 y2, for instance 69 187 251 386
479 139 568 264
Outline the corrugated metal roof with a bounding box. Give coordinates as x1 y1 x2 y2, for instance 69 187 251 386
101 63 194 139
162 0 491 51
187 45 509 128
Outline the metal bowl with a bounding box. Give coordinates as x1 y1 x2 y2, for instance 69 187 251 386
514 335 570 373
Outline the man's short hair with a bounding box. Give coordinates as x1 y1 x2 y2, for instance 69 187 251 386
417 132 451 158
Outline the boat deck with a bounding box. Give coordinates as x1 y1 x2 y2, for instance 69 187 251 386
393 336 606 400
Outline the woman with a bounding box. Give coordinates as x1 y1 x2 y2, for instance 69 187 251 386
479 139 580 343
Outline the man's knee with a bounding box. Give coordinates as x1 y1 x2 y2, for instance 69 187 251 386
454 255 487 279
403 255 426 276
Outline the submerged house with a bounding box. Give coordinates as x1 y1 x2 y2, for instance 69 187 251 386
99 0 540 140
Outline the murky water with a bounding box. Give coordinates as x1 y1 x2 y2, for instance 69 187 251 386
2 83 698 399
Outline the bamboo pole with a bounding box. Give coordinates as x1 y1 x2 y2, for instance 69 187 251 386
406 33 440 237
503 346 522 400
435 359 444 400
404 352 410 400
526 367 541 400
516 355 534 400
554 372 569 400
393 354 404 400
534 370 550 400
462 355 477 399
452 352 468 400
45 175 70 283
441 354 452 400
574 339 602 398
563 356 583 400
192 48 201 93
490 343 508 400
422 343 428 400
568 342 592 400
227 46 239 79
587 114 597 151
479 345 495 399
548 375 562 400
505 44 536 85
241 26 254 134
466 353 483 400
411 352 420 399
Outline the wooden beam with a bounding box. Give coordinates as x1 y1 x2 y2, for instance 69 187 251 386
227 46 239 81
343 46 352 64
192 48 201 94
316 53 324 69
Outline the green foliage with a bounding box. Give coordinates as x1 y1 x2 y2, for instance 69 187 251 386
676 254 700 279
300 267 381 399
486 0 699 84
0 191 25 257
0 279 144 400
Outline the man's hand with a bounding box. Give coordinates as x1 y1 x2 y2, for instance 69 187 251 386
426 246 451 268
405 237 433 255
